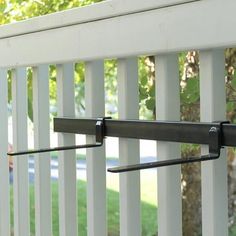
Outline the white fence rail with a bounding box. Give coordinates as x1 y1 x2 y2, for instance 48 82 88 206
0 0 234 235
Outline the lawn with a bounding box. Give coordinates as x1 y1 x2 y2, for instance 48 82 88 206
9 165 236 236
10 176 158 236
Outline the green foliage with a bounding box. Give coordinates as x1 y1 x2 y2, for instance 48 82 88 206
75 63 85 116
105 60 118 118
180 77 200 105
226 49 236 123
0 0 103 24
178 52 187 80
138 57 155 119
145 97 155 111
231 78 236 88
27 68 33 121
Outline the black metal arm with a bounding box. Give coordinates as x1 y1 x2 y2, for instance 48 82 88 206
7 117 108 156
107 123 225 173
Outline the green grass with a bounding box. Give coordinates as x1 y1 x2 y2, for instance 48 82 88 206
10 180 157 236
10 179 236 236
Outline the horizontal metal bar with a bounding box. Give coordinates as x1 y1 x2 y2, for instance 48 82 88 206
54 118 236 147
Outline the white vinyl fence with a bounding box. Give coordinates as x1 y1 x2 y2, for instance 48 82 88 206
0 0 235 235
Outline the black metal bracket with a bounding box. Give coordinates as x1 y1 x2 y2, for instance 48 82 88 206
7 117 110 156
8 117 233 172
107 121 228 173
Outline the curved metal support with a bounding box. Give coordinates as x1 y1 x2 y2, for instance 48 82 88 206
8 117 109 156
107 122 227 173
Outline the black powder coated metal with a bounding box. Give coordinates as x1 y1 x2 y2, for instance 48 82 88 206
8 117 236 172
7 118 107 156
108 123 224 172
54 118 234 172
54 118 236 146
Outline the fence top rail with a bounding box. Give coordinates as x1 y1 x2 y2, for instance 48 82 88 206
0 0 235 68
0 0 198 39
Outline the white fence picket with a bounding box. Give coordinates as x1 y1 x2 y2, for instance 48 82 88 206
117 58 141 236
0 68 10 236
85 60 106 236
56 64 77 236
155 54 182 236
200 49 228 236
12 68 29 236
33 65 51 236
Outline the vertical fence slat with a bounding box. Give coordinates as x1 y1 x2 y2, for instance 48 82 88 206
33 65 51 236
0 68 10 236
56 63 77 236
85 60 106 236
200 49 228 236
155 54 182 236
12 68 29 236
117 57 141 236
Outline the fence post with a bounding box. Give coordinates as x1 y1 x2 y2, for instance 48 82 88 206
33 65 51 236
200 49 228 236
0 68 10 236
57 63 77 236
117 57 141 236
12 68 29 236
155 54 182 236
85 60 106 236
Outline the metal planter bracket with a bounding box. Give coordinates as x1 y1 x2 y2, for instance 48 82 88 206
7 117 110 156
7 118 231 173
107 121 229 173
